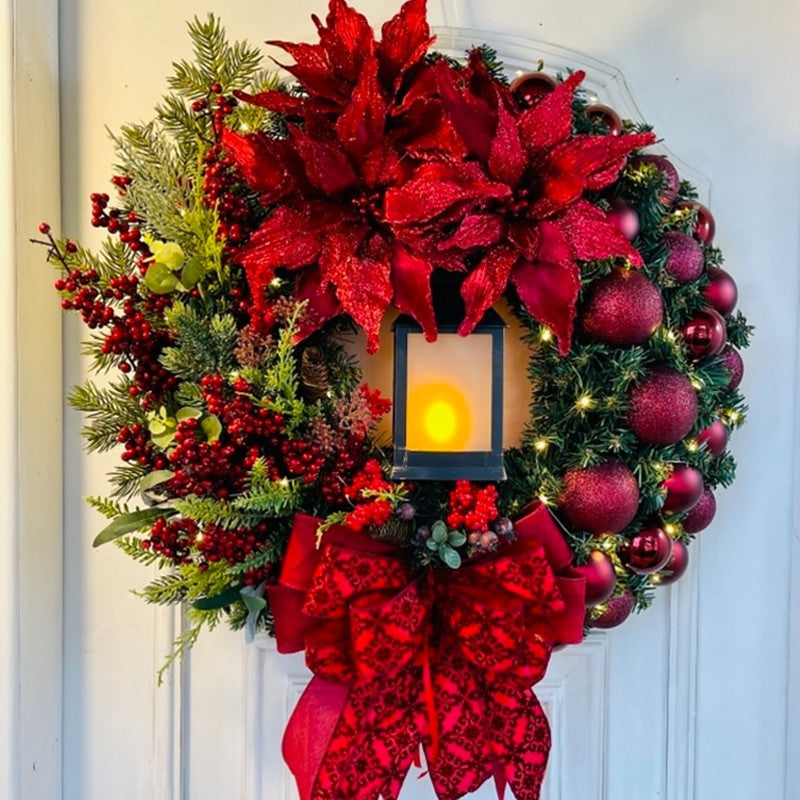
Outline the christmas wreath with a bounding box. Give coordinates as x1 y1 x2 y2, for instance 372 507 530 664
41 1 751 798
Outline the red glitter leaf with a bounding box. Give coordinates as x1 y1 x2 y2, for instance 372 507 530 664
458 245 518 336
220 128 288 201
518 71 584 154
488 94 526 185
378 0 434 89
390 244 437 342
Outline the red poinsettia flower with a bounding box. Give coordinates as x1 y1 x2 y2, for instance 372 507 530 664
385 55 656 354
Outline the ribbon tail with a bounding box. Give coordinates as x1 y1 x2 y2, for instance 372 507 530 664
283 676 351 800
493 766 508 800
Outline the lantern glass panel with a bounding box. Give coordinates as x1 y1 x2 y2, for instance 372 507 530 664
404 332 492 452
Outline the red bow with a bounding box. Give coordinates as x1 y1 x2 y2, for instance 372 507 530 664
268 503 585 800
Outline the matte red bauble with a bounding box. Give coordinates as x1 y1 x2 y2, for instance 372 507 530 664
651 539 689 586
510 71 556 108
695 419 728 457
585 104 623 135
703 266 738 316
619 526 673 575
558 460 640 534
676 201 716 243
681 307 727 361
663 231 705 284
580 269 663 346
632 155 680 204
720 345 744 389
606 197 640 241
575 550 617 606
682 488 717 533
588 590 634 629
628 366 698 445
662 464 704 514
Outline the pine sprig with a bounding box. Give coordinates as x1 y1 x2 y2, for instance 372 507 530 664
69 380 144 452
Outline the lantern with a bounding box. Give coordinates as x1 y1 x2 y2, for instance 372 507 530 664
391 282 506 481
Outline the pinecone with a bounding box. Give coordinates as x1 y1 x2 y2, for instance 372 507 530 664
300 346 329 400
369 515 413 547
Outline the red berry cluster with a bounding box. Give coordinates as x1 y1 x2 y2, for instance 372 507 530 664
117 423 167 470
446 481 499 533
166 417 247 498
342 459 395 532
195 521 269 566
319 434 364 505
359 385 392 425
281 439 326 484
142 516 198 563
90 192 144 251
56 268 111 327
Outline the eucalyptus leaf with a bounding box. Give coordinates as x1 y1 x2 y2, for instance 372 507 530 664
144 261 179 294
155 241 185 270
181 255 206 288
439 545 462 569
201 414 223 442
192 585 243 611
239 589 267 614
431 520 448 543
447 531 467 547
151 427 177 449
93 507 176 547
176 406 203 421
426 538 439 551
139 469 175 492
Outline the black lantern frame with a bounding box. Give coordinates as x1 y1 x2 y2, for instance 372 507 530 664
391 285 506 482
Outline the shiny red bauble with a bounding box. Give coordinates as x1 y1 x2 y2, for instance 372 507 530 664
580 269 663 346
695 419 728 457
631 155 680 204
619 526 673 575
682 488 716 533
720 345 744 389
606 198 640 241
588 590 634 629
661 464 704 514
681 308 727 361
628 366 698 445
510 71 556 108
676 201 716 244
651 539 689 586
558 460 640 534
703 266 738 316
575 550 617 606
585 104 623 135
663 231 705 284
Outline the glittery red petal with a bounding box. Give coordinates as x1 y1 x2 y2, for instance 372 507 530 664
335 55 387 161
458 245 518 336
556 200 645 266
377 0 434 90
488 93 526 185
391 244 437 341
518 70 584 154
220 128 288 201
292 124 360 195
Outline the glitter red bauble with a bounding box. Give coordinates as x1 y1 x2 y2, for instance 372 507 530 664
606 198 640 241
628 366 698 445
720 345 744 389
510 71 556 108
681 307 727 361
558 460 640 534
651 539 689 586
632 155 680 204
619 526 673 575
682 489 716 533
676 201 716 243
703 266 738 316
585 104 623 135
588 590 634 629
663 231 705 284
580 269 663 346
695 419 728 457
661 464 704 514
574 550 617 606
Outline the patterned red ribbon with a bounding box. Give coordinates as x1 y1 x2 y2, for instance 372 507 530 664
268 503 585 800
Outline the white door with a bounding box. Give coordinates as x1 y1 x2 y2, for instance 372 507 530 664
37 1 800 800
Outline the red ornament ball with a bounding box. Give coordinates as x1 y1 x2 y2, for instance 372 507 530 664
558 460 640 534
676 201 716 244
585 104 623 135
510 71 556 108
720 345 744 389
682 488 717 533
681 308 727 361
580 269 663 346
662 464 704 514
588 590 634 629
606 198 640 241
619 526 673 575
651 539 689 586
703 266 738 316
632 155 680 204
628 366 698 445
575 550 617 607
695 419 728 457
663 231 705 284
